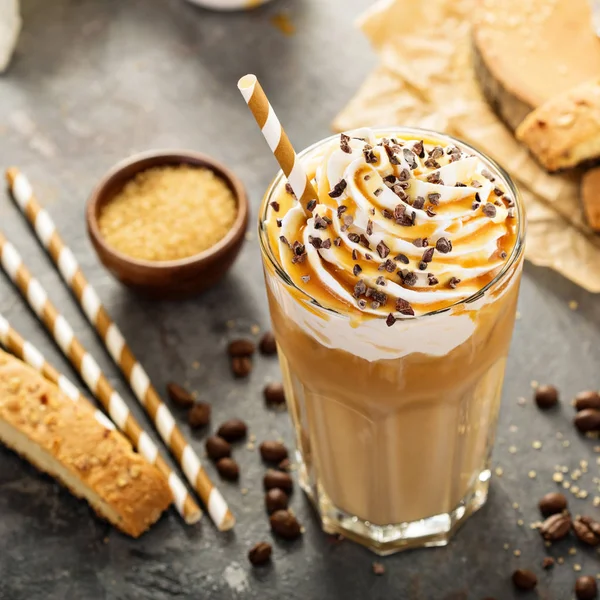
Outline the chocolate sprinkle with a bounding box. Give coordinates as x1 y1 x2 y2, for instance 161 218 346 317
363 145 377 164
376 241 390 259
422 248 435 263
353 280 367 298
427 192 441 205
366 220 374 235
474 192 481 203
285 183 295 196
314 215 329 230
424 158 440 169
403 271 418 286
392 184 407 199
428 273 439 286
340 133 352 154
337 205 347 218
413 196 425 210
348 233 360 243
398 168 411 182
321 239 331 249
429 146 444 159
383 259 396 273
386 313 396 327
359 234 370 248
403 148 417 169
482 203 497 218
365 253 372 260
270 201 280 212
382 209 393 220
448 277 461 289
396 297 415 316
412 140 425 158
426 207 436 218
426 171 441 184
395 253 409 264
413 238 427 248
276 219 282 228
293 241 305 256
384 175 397 185
334 237 342 246
309 236 322 249
351 249 358 260
383 143 401 165
493 187 504 196
306 199 317 212
329 179 347 199
435 237 452 253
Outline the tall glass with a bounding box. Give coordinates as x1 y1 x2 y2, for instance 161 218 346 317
258 128 525 555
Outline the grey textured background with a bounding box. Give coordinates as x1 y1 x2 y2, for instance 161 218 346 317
1 1 600 599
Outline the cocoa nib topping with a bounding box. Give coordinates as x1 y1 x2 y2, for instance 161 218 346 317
301 275 310 283
373 188 383 197
363 144 377 164
426 207 436 218
340 133 352 154
429 146 444 159
402 271 418 286
333 237 342 247
403 148 417 169
448 277 461 289
428 273 439 285
375 276 386 286
412 196 425 210
392 184 407 200
435 237 452 253
382 209 393 220
306 199 317 212
447 146 461 162
359 234 370 248
386 313 396 327
426 171 442 184
493 186 504 196
291 241 306 264
276 219 282 228
454 182 466 187
337 205 347 218
357 299 367 309
285 183 296 197
424 158 440 169
398 168 411 181
352 249 358 260
394 253 409 264
353 264 362 276
343 215 354 226
413 237 428 248
418 261 427 271
471 180 482 188
376 241 390 258
481 168 495 182
270 201 280 212
482 203 497 218
383 143 401 165
329 179 347 198
308 236 322 249
279 235 291 248
366 220 374 235
353 279 367 298
422 247 435 263
321 239 331 249
396 297 414 316
412 140 425 158
314 214 331 230
427 192 441 205
348 233 360 243
379 259 396 273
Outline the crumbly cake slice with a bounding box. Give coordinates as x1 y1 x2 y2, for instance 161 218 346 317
516 78 600 172
0 350 172 537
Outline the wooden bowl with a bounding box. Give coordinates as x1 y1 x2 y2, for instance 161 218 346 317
86 150 248 300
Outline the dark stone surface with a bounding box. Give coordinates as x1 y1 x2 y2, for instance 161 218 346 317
1 1 600 598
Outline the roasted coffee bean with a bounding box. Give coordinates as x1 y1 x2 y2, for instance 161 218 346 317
573 516 600 546
535 384 559 409
167 382 195 408
542 557 555 569
248 542 272 566
217 419 248 442
264 469 293 492
574 390 600 412
512 569 537 591
231 356 252 378
538 492 568 516
270 510 302 540
205 436 232 460
265 488 289 514
260 441 289 463
216 458 240 481
574 409 600 433
228 339 256 357
576 576 598 600
264 382 286 405
188 402 211 428
540 512 571 541
259 332 277 356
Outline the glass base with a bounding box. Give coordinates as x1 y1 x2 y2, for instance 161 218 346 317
299 458 491 556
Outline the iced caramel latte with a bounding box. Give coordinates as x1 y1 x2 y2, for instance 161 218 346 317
259 128 525 554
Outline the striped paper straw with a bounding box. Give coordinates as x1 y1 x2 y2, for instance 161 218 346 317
237 74 318 216
5 168 235 532
0 233 202 525
0 313 115 432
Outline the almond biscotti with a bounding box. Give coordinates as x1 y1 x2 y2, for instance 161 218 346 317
0 350 172 537
516 78 600 172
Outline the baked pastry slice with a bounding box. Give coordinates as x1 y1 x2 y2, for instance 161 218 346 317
516 78 600 172
0 350 172 537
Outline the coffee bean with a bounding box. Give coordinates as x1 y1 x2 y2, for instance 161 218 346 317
260 441 288 463
167 382 195 408
278 458 291 471
575 391 600 412
512 569 537 591
574 409 600 433
573 516 600 546
576 576 598 600
538 492 568 517
265 488 289 514
228 339 255 357
188 402 211 428
216 457 240 481
248 541 272 566
540 512 571 541
270 510 301 540
542 557 555 569
217 419 248 442
231 356 252 378
264 382 286 405
535 384 559 409
205 436 232 460
259 332 277 356
264 469 293 492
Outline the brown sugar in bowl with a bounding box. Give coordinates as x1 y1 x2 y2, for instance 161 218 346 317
86 150 248 299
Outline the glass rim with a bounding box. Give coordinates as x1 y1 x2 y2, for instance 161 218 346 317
258 126 526 320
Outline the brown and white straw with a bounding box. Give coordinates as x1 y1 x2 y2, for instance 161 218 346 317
0 233 202 525
0 313 115 432
5 167 235 532
237 74 319 216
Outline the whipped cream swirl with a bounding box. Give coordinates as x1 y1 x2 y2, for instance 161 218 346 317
267 128 518 320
